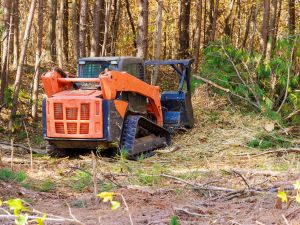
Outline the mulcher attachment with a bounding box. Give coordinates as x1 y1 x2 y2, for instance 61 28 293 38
120 115 171 159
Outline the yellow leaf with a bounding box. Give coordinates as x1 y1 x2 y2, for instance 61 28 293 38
0 200 2 207
97 192 114 202
111 201 121 210
293 181 300 191
277 191 288 203
35 213 47 225
296 194 300 204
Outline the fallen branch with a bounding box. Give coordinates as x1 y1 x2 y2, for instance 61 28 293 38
174 207 208 217
235 148 300 158
193 75 261 111
0 141 46 154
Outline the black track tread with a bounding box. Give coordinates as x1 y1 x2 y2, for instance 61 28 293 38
120 115 171 158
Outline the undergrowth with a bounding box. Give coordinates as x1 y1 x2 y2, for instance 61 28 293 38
0 168 26 183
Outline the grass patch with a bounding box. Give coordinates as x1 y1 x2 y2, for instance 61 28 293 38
38 179 55 192
247 132 292 150
70 171 92 192
0 168 26 183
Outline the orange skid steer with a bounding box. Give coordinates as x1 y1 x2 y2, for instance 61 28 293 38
41 57 194 158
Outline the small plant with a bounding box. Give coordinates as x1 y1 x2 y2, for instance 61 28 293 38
170 215 180 225
0 168 26 183
70 170 92 192
38 179 55 192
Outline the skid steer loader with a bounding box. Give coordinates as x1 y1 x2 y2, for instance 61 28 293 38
41 57 194 158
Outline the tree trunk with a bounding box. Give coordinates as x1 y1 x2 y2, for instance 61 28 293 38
178 0 191 58
79 0 88 57
210 0 219 42
223 0 235 37
152 0 163 85
101 0 112 56
203 0 207 46
11 0 36 121
47 0 57 62
91 0 103 56
0 0 12 105
32 0 44 119
248 0 260 52
110 0 122 55
288 0 296 36
12 0 20 69
261 0 270 58
136 0 149 58
57 0 64 67
265 0 278 62
63 0 69 62
72 0 80 60
242 4 254 48
205 0 214 45
193 0 202 72
124 0 137 49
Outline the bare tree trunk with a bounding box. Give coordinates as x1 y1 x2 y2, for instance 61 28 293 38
261 0 270 58
11 0 36 121
72 0 80 59
136 0 149 58
124 0 137 49
47 0 57 62
178 0 191 58
57 0 64 67
273 0 282 51
203 0 207 47
205 0 214 45
242 4 254 48
210 0 219 42
193 0 202 73
288 0 296 36
248 0 260 52
152 0 163 85
223 0 235 37
235 0 241 46
79 0 88 57
91 0 103 56
101 0 112 56
110 0 122 55
32 0 44 119
12 0 20 69
63 0 69 62
265 0 278 62
0 0 12 105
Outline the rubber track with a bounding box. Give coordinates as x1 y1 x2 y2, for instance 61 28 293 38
120 115 171 158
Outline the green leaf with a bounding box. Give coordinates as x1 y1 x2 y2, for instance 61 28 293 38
35 213 47 225
170 215 180 225
111 201 121 210
277 191 288 203
15 214 28 225
5 199 28 215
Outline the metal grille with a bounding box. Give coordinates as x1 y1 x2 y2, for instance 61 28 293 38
54 103 63 120
66 108 78 120
55 122 64 134
80 123 89 134
81 103 90 120
67 123 77 134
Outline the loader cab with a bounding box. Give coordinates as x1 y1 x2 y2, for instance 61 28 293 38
78 57 145 81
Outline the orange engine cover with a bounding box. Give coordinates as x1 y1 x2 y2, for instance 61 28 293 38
46 90 103 139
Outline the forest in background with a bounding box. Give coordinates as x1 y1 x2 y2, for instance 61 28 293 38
0 0 299 130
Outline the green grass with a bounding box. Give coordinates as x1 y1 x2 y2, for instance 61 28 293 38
38 179 55 192
0 168 26 183
70 171 92 192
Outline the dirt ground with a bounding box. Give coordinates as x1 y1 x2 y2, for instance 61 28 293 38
1 86 300 225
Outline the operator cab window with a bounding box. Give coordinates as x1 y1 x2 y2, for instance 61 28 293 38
78 61 118 78
123 63 144 80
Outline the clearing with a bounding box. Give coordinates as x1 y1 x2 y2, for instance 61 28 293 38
0 86 300 225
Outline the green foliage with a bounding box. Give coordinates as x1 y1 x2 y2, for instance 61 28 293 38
170 216 180 225
38 179 55 192
136 164 163 186
0 169 26 183
198 36 300 124
247 132 291 150
70 171 92 192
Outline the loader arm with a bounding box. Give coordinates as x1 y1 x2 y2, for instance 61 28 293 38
99 71 163 126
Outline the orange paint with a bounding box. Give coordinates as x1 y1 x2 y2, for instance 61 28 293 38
114 100 128 118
